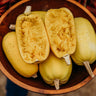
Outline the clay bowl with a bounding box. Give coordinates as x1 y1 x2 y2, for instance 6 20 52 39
0 0 96 94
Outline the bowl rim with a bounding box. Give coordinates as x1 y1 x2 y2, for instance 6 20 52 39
0 0 96 94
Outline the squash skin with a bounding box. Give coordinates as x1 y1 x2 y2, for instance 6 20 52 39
31 11 46 22
39 53 72 86
71 17 96 66
2 32 38 78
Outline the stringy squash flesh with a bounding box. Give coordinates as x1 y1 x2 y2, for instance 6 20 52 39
45 8 76 58
16 14 49 63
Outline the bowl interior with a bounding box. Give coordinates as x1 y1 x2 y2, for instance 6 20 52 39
0 0 96 94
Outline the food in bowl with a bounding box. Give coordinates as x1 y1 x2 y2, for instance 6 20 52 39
2 5 96 90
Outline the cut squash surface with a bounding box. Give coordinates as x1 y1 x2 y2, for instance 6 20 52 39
16 14 49 63
45 8 76 58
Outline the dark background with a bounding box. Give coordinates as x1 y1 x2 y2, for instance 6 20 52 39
0 0 96 17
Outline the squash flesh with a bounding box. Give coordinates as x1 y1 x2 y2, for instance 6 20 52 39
45 8 76 58
16 14 49 63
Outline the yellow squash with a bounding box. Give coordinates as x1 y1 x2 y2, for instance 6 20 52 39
45 8 76 65
39 52 72 90
16 9 49 64
31 11 46 22
9 11 46 30
71 17 96 78
2 32 38 78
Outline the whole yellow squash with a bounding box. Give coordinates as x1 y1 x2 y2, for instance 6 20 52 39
39 52 72 90
2 32 38 78
71 17 96 78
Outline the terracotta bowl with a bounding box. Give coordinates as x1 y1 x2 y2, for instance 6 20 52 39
0 0 96 94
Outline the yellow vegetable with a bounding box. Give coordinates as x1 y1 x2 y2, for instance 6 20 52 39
9 11 46 30
45 8 76 65
16 10 49 64
39 52 72 90
71 17 96 78
2 32 38 78
31 11 46 22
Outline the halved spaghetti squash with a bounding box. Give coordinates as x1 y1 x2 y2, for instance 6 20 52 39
45 8 76 59
16 14 49 63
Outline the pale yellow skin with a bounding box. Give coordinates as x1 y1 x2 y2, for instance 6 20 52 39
2 32 38 78
39 53 72 86
71 17 96 65
31 11 46 22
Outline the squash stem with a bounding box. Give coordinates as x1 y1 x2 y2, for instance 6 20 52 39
32 73 38 78
9 24 15 30
63 54 71 65
83 61 94 78
54 79 59 90
24 6 32 15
